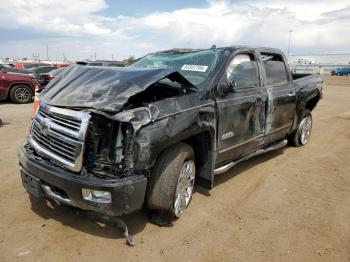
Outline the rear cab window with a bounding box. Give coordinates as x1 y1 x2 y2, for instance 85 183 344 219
261 53 289 86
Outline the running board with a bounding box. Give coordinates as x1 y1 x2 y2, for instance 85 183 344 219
213 139 288 175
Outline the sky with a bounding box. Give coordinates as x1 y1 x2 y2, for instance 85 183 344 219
0 0 349 61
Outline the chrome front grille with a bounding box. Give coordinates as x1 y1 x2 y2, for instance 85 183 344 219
28 104 91 172
38 108 81 132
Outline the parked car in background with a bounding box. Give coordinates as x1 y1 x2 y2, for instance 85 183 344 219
36 67 65 87
330 68 350 76
0 69 40 103
15 62 52 70
76 60 126 67
0 63 32 75
29 66 57 76
32 67 67 116
55 63 70 68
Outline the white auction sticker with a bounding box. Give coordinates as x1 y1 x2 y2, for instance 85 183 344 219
181 64 208 72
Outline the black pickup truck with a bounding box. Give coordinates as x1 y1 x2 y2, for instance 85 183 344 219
19 46 323 225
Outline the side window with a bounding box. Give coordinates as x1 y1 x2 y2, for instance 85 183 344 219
261 53 289 86
226 53 259 89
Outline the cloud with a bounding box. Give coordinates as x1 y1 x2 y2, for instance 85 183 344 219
119 0 350 52
0 0 111 36
0 0 349 60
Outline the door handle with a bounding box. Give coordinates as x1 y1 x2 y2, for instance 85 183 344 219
288 92 296 96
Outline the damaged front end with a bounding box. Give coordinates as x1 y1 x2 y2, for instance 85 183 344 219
19 65 203 217
84 104 159 179
26 103 142 180
29 66 199 179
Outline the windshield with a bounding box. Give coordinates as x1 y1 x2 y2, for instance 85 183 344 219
130 49 224 86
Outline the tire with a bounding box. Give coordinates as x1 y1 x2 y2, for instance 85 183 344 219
289 110 312 147
9 84 33 104
147 142 195 225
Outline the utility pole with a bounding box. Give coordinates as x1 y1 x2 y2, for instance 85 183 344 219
287 30 293 58
46 43 49 61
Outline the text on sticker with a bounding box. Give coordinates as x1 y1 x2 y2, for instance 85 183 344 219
181 64 208 72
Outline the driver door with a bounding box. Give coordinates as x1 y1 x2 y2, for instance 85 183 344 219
216 52 267 164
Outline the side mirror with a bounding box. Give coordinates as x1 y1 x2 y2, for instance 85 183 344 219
0 68 6 73
223 79 236 93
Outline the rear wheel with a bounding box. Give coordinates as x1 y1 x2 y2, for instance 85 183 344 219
9 85 33 103
289 110 312 147
147 143 195 225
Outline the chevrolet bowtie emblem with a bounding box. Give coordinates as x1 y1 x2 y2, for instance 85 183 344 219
39 119 50 136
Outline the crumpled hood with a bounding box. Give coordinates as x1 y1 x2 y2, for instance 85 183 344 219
39 65 196 113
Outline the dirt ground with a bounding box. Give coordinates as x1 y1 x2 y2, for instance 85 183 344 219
0 75 349 262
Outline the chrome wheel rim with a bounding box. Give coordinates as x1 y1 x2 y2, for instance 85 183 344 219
300 116 312 145
14 87 30 102
174 160 195 217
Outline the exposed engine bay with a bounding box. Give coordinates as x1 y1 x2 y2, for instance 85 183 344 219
123 80 188 109
84 114 128 178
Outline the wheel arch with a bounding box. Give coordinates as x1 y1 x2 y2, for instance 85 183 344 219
305 94 320 112
292 89 321 133
151 129 216 189
182 131 216 189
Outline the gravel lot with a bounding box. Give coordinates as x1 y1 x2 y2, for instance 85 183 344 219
0 76 349 262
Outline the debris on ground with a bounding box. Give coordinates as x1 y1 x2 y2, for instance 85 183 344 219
86 212 135 247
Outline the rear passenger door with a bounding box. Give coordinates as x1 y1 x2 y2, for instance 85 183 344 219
260 52 296 143
216 52 267 163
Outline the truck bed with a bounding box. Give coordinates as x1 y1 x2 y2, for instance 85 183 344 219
292 73 323 91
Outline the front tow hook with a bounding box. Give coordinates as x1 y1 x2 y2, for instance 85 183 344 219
41 184 73 206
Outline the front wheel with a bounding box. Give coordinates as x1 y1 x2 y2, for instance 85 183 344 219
289 110 313 147
147 143 195 225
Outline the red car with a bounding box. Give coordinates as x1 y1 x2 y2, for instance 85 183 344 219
14 62 51 70
0 69 40 103
55 63 70 68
